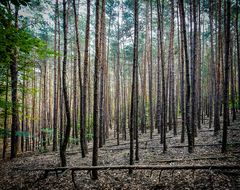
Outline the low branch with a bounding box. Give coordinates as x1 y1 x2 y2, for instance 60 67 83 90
149 155 235 163
14 164 240 172
101 142 240 151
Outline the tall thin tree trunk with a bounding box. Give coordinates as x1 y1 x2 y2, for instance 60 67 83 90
179 5 185 143
81 0 90 157
236 0 240 110
196 1 202 131
213 0 222 135
116 5 120 145
129 0 139 174
25 79 30 151
230 39 236 121
53 0 59 151
3 70 9 159
99 0 106 147
157 0 167 152
179 0 193 153
209 0 215 129
222 0 230 153
31 69 36 151
92 0 101 179
10 6 20 159
149 0 154 139
21 72 25 152
156 0 162 138
60 0 71 167
42 60 47 151
191 0 197 145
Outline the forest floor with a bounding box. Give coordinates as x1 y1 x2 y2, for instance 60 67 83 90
0 115 240 190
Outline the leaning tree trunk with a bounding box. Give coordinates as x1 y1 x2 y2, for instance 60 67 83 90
60 0 71 167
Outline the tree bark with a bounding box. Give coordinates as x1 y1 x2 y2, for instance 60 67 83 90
3 69 9 159
236 0 240 110
10 6 20 159
92 0 101 179
52 0 59 151
222 0 231 153
179 0 193 153
129 0 139 174
191 0 197 144
80 0 90 157
60 0 71 167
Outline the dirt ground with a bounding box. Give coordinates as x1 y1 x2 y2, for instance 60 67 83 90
0 116 240 190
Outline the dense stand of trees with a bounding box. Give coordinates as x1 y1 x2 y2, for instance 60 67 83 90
0 0 239 178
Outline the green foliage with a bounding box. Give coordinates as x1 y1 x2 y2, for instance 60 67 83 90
16 130 30 137
41 127 53 134
37 145 48 153
0 99 11 112
69 137 79 144
0 0 31 7
86 115 93 141
0 128 11 138
86 133 93 141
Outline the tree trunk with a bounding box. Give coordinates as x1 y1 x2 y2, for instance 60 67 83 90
21 72 25 152
149 0 154 140
116 6 120 146
80 0 90 157
26 79 30 151
60 0 71 167
3 69 9 159
178 4 185 143
236 0 240 110
10 6 20 159
222 0 230 153
52 0 59 151
129 0 139 174
191 0 197 144
230 39 236 122
214 0 222 135
157 0 167 152
92 0 101 180
168 0 176 135
42 60 47 151
31 69 36 151
156 0 162 141
99 1 106 147
209 0 215 130
179 0 193 153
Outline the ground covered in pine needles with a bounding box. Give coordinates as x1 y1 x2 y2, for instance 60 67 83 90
0 117 240 190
